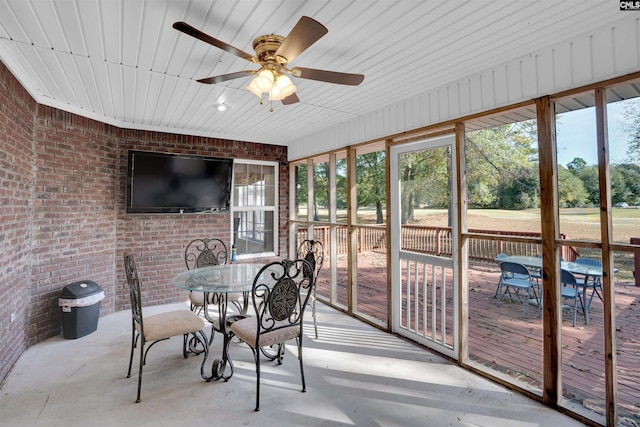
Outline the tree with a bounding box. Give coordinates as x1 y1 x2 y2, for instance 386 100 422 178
567 157 587 175
335 159 348 210
575 163 639 205
614 163 640 204
398 147 450 223
295 163 307 218
623 99 640 162
557 165 588 207
356 151 386 223
498 165 540 209
313 162 330 220
578 165 599 205
610 163 636 204
465 121 540 209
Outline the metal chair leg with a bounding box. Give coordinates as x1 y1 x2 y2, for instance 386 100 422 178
312 296 318 339
136 340 145 403
298 337 306 393
127 322 137 378
254 348 261 412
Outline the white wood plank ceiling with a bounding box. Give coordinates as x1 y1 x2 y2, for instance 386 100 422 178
0 0 631 147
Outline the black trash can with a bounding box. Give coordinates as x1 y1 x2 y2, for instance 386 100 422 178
59 280 104 339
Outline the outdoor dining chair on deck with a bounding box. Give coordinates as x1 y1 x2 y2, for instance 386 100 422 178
559 269 587 327
574 257 603 309
493 253 509 297
123 252 209 403
496 261 539 314
230 258 314 411
528 254 563 286
494 254 534 297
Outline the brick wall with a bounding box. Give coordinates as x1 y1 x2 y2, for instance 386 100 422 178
30 106 119 344
0 61 35 380
0 60 289 382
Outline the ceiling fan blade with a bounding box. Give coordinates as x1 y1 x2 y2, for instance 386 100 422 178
196 70 253 84
281 93 300 105
173 21 256 62
275 16 328 63
292 67 364 86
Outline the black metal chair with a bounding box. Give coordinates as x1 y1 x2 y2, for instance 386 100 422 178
297 239 324 339
496 261 538 314
184 238 243 314
123 252 208 403
230 258 314 411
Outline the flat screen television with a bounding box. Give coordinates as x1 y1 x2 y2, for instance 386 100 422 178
126 150 233 214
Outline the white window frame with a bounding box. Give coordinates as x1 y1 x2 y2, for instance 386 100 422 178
231 159 278 259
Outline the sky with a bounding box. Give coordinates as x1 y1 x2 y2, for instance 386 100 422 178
555 100 633 167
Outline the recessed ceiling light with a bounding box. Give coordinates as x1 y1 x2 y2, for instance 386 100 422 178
212 103 230 112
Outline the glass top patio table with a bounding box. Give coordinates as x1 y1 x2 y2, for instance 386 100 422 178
172 263 268 293
172 263 271 382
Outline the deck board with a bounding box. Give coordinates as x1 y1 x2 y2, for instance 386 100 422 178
317 253 640 421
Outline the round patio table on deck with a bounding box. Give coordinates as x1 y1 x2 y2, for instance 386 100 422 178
172 263 268 382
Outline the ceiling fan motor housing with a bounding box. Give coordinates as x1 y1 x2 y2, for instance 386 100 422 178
252 35 287 65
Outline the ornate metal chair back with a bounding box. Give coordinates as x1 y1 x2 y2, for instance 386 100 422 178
297 239 324 283
252 258 314 337
123 252 144 333
185 238 228 270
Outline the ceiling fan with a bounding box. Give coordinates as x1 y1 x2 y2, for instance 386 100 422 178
173 16 364 108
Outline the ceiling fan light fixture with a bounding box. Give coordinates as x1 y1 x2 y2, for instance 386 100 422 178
268 73 297 101
254 69 275 92
248 69 296 101
246 78 264 98
268 87 284 101
275 73 296 98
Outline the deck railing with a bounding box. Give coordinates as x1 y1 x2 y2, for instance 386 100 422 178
297 225 578 263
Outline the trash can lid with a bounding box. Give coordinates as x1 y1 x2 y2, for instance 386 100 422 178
60 280 102 299
59 291 104 307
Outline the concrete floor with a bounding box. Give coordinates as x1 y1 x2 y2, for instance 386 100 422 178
0 302 586 426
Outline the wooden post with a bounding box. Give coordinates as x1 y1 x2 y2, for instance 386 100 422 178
595 88 618 426
536 96 562 406
456 123 469 363
631 237 640 286
307 158 314 230
347 147 357 314
329 154 338 299
289 164 298 259
385 139 393 331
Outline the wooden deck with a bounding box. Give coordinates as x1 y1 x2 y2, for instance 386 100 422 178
315 251 640 423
